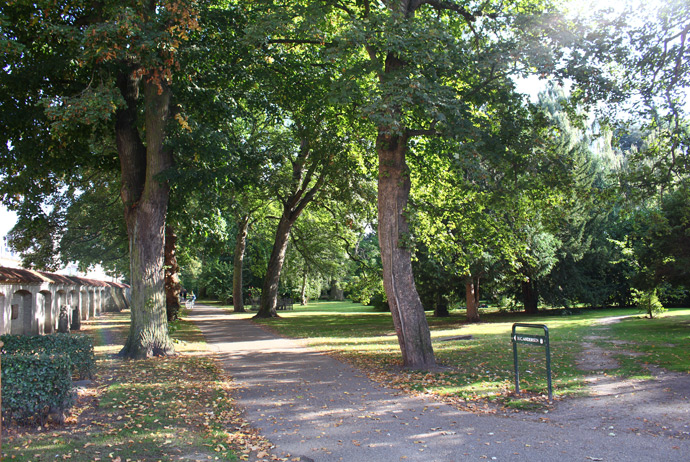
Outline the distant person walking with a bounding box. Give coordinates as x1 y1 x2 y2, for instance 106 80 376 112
186 291 196 309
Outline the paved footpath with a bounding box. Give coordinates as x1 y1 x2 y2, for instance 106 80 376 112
189 304 689 461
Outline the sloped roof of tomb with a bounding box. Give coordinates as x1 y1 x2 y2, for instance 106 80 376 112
0 265 128 288
105 280 130 289
0 266 53 284
38 272 74 285
67 275 110 287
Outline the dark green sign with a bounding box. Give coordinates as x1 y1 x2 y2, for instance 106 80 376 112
511 323 553 401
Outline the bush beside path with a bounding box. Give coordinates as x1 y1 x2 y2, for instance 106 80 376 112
1 310 271 461
3 303 688 461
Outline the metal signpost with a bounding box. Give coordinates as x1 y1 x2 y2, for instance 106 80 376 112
511 323 552 401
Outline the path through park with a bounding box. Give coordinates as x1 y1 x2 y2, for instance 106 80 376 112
189 304 690 461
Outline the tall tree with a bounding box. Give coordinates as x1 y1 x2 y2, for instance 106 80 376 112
248 0 604 368
0 1 202 358
254 121 359 317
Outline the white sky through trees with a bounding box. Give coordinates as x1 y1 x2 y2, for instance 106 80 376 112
0 208 17 238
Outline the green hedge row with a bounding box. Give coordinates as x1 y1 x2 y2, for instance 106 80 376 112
2 353 75 424
1 333 95 379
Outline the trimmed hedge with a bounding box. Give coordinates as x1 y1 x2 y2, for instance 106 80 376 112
1 333 95 379
2 353 75 424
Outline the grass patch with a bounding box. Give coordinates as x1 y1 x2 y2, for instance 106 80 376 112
2 309 270 462
606 309 690 373
247 301 690 410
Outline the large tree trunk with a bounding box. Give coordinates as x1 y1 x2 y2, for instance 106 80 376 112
377 131 436 369
329 279 344 301
233 215 250 313
300 270 308 305
522 279 539 314
164 225 181 322
117 74 174 359
465 276 480 323
255 214 294 318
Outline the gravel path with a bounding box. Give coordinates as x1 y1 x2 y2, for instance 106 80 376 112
545 316 690 440
189 303 690 462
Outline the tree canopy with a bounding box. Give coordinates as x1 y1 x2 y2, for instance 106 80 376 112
1 0 689 367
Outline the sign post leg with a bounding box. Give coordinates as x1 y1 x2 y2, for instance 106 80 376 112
513 340 520 394
546 342 552 401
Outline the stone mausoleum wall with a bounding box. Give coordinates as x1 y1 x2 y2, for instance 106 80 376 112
0 266 130 335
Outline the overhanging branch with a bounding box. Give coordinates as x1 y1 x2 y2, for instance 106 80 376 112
268 38 335 46
406 120 438 138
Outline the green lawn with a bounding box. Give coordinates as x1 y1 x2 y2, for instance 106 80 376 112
2 310 270 462
6 300 686 460
247 300 690 408
608 311 690 374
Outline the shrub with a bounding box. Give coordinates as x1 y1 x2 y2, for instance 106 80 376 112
1 333 95 379
369 292 390 312
344 274 384 306
633 288 666 318
2 353 75 425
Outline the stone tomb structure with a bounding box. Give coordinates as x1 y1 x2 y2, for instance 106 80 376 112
0 266 130 336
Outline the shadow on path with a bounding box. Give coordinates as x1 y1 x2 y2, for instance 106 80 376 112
189 303 690 462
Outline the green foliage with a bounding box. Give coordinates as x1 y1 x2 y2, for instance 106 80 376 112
2 353 75 425
1 333 95 380
658 285 690 307
632 288 666 318
180 256 202 294
626 186 690 291
282 207 356 300
7 170 129 277
411 241 460 314
345 273 385 305
197 259 234 303
1 0 688 367
342 233 385 305
368 292 390 312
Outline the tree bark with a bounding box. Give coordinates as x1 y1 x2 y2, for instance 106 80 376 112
255 214 294 318
522 279 539 314
465 276 480 322
377 131 436 369
254 135 326 318
329 279 344 301
164 225 181 322
434 292 449 317
300 270 308 305
118 74 174 359
232 215 250 313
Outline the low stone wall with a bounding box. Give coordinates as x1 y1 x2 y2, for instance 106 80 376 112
0 266 130 335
